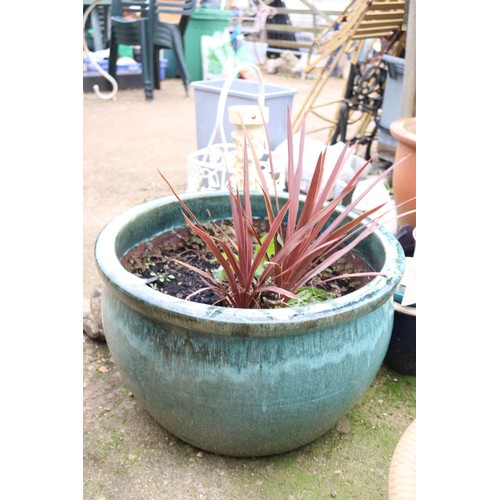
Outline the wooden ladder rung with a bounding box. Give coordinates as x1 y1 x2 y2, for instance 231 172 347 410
353 27 403 39
368 1 406 11
358 19 404 30
364 10 405 21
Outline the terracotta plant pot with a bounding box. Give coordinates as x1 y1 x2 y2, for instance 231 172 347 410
390 117 416 228
388 419 416 499
94 192 405 457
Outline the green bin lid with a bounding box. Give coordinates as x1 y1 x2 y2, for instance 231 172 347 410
191 7 233 20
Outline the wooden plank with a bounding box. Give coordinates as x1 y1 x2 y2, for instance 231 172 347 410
353 26 403 36
352 28 402 39
357 19 404 30
262 39 314 50
238 3 347 51
401 0 415 117
263 24 326 34
355 23 403 33
368 1 406 11
295 0 338 24
271 8 342 17
364 11 406 21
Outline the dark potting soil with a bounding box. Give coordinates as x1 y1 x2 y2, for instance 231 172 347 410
120 220 375 308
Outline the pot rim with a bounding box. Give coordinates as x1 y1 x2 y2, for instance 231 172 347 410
394 300 417 316
389 117 416 147
95 192 405 336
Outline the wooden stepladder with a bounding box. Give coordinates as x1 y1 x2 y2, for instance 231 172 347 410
292 0 407 144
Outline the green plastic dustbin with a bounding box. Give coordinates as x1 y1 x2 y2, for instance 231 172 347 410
183 8 233 82
162 48 179 78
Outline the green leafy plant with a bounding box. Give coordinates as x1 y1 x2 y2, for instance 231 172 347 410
158 109 414 309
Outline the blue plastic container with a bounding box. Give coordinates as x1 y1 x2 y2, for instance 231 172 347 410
191 78 297 150
378 55 406 159
159 59 167 80
83 57 142 75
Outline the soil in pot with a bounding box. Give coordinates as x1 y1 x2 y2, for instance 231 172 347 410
120 219 375 308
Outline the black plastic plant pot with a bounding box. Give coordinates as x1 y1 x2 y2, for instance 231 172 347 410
383 291 416 376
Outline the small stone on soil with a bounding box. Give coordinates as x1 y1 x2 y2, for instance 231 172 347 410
336 415 350 434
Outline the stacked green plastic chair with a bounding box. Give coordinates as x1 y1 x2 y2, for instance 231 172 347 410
108 0 196 100
151 0 196 96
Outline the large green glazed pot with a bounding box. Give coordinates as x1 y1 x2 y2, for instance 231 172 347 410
94 192 405 457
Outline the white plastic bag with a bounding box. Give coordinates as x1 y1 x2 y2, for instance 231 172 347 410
201 29 237 80
272 136 370 199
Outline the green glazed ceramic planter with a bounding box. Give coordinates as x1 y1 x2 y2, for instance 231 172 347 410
95 192 405 457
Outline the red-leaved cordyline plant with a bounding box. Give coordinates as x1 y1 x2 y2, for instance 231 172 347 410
158 108 415 309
